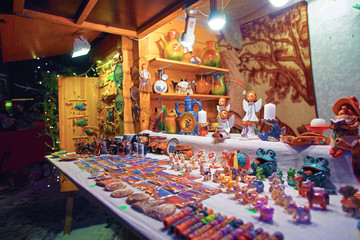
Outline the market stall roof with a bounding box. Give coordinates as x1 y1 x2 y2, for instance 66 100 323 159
0 0 202 62
0 0 299 63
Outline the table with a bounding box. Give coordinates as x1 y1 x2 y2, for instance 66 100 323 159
46 153 360 240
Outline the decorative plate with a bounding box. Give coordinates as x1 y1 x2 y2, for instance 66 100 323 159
153 80 168 93
166 138 179 155
114 64 123 87
130 86 140 100
179 112 197 133
115 93 124 114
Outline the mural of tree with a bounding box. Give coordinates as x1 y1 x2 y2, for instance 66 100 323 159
236 1 317 135
238 1 314 104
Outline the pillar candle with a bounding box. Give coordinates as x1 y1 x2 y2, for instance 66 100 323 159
198 110 207 123
264 103 276 120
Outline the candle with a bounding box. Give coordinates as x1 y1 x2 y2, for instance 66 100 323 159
264 103 276 120
198 110 207 124
310 118 327 126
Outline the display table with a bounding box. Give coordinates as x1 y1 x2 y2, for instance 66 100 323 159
46 153 359 240
142 130 358 187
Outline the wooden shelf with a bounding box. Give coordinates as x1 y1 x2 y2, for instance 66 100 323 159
148 58 229 74
151 93 230 101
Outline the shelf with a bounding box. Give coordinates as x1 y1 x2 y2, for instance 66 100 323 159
151 93 230 101
148 58 229 74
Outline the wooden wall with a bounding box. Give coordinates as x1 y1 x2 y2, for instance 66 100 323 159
58 77 99 152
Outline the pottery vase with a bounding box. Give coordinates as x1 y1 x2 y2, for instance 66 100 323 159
160 29 184 61
202 40 220 67
195 74 212 94
211 72 230 95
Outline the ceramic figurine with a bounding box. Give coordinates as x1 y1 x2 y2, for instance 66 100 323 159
256 167 265 181
211 98 234 142
259 119 283 142
203 169 212 181
329 96 360 158
302 181 329 210
139 63 152 92
286 168 297 187
249 148 277 177
296 155 330 188
258 205 274 222
241 91 262 139
277 170 284 184
248 179 264 193
338 185 360 218
287 203 311 224
212 170 222 183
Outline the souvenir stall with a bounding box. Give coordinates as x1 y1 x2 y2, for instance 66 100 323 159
39 0 360 239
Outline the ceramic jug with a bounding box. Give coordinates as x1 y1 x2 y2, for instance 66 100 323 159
211 72 230 95
202 40 220 67
160 29 184 61
195 74 212 94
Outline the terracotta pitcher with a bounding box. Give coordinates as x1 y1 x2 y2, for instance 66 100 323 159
195 74 212 94
160 29 184 61
202 40 220 67
211 72 230 95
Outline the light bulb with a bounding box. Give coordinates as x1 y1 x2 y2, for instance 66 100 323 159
269 0 289 7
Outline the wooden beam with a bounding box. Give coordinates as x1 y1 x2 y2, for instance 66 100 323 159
137 0 204 39
22 9 137 37
13 0 25 14
75 0 98 25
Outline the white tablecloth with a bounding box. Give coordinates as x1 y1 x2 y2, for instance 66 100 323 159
47 152 360 240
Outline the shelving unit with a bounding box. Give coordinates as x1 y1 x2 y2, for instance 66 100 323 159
148 57 230 74
150 93 230 101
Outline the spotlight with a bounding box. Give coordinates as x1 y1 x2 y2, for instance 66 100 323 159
208 0 226 31
269 0 290 7
181 9 197 53
72 35 91 58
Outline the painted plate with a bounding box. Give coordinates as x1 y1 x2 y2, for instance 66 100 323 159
179 112 197 133
166 138 179 155
114 64 123 87
153 80 168 93
115 93 124 114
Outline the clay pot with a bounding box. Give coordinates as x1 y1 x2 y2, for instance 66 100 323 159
202 40 220 67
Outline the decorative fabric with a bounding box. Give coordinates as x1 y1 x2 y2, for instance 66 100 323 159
236 1 317 136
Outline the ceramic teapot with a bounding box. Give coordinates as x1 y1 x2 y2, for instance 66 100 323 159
172 79 196 94
160 29 184 61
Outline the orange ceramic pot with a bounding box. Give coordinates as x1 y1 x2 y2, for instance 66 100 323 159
195 74 212 94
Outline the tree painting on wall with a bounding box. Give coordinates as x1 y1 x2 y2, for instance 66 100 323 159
237 1 317 136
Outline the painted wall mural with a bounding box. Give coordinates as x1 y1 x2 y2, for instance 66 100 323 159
236 1 317 136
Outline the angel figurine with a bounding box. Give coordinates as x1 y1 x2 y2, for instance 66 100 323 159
241 91 262 139
212 99 234 142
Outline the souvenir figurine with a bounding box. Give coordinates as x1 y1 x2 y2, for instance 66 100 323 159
302 181 329 210
248 179 264 193
286 168 297 187
249 148 277 178
241 91 262 139
296 155 330 188
258 205 274 222
259 119 283 141
329 96 360 158
286 203 311 224
212 98 234 142
338 185 360 218
139 63 152 92
256 168 265 181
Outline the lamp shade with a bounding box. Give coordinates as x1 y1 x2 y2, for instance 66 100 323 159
72 36 91 58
